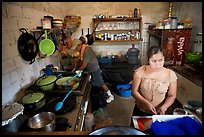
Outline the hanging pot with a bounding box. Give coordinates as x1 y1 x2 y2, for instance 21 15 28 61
86 28 94 45
21 92 46 111
17 28 39 64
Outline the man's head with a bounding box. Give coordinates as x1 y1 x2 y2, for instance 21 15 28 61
71 39 82 51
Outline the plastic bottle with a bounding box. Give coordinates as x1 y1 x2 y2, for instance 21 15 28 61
127 44 140 64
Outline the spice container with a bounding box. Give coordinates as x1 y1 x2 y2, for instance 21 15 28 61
42 18 51 29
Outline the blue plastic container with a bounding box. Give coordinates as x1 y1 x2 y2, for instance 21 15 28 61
116 84 132 97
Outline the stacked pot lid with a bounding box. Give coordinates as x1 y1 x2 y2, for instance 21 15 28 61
21 92 45 104
36 75 57 86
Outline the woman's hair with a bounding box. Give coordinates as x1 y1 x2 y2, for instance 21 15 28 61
147 46 163 60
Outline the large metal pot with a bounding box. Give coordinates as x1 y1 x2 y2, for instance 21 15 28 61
2 102 25 132
89 126 148 135
28 112 56 132
21 92 46 111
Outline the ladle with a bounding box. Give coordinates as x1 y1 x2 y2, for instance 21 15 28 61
55 89 73 111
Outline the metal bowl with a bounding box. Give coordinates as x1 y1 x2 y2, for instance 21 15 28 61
89 126 148 135
28 112 56 132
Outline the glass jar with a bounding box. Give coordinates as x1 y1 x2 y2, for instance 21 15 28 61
164 19 171 29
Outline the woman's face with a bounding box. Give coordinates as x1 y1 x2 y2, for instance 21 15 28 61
149 52 164 69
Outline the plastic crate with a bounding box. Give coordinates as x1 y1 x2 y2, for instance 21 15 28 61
97 57 112 64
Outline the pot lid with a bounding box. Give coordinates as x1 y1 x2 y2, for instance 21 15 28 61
2 102 24 126
36 75 57 86
21 92 45 104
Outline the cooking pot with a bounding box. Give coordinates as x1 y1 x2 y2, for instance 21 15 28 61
55 76 80 90
2 102 25 132
28 112 56 132
21 92 46 111
17 28 39 64
36 75 57 91
89 126 148 135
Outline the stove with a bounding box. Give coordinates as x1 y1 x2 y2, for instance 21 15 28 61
18 71 91 132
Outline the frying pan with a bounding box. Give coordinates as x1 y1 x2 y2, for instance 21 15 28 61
86 28 94 45
17 28 39 64
46 96 76 115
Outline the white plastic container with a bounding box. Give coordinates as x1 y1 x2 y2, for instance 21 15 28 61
42 18 51 29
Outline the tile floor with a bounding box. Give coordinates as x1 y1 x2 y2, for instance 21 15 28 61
92 90 135 130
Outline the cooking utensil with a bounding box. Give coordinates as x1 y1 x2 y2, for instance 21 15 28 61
21 92 46 111
46 96 76 115
55 89 74 111
86 28 94 45
17 28 39 64
89 126 148 135
28 112 56 132
39 30 55 56
63 70 82 85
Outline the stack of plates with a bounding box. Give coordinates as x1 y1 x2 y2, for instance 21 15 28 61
53 19 63 27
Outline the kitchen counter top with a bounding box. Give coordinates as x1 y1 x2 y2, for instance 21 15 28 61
167 64 202 87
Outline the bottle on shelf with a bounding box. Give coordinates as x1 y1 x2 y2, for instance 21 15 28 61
134 8 138 18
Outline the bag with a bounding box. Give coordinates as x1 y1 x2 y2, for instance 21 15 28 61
90 86 107 112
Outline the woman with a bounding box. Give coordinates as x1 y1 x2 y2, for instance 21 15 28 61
71 38 114 103
130 46 177 125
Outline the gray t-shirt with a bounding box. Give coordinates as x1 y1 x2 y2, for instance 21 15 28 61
83 46 99 73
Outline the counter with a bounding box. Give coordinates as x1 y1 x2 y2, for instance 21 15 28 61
168 64 202 87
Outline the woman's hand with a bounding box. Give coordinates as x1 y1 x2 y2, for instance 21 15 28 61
139 101 157 115
157 105 168 115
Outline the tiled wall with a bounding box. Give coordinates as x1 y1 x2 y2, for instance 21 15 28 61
2 2 201 105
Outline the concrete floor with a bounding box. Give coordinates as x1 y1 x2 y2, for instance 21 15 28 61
92 91 135 130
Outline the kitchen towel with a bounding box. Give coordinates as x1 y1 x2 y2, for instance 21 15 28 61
150 116 202 135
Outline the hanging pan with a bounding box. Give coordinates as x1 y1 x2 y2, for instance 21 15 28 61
17 28 39 64
39 30 55 56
